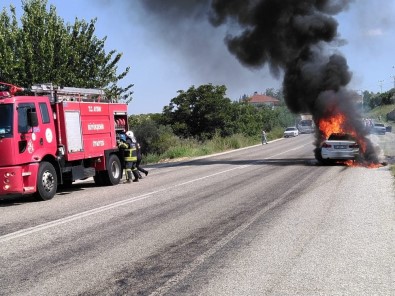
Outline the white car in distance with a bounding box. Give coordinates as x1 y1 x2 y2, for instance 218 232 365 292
283 127 299 138
372 123 386 135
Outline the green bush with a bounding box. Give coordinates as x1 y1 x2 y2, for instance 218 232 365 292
163 146 189 159
267 126 285 140
144 153 161 164
133 98 296 164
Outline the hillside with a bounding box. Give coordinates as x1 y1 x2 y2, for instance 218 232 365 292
365 104 395 122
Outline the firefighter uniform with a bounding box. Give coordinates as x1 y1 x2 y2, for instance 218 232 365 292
118 134 139 183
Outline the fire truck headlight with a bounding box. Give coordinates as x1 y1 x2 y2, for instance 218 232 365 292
4 172 13 177
4 178 9 184
3 184 10 190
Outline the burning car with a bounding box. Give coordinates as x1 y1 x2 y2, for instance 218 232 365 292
319 133 360 164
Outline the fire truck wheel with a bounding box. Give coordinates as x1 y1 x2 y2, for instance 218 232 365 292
34 161 58 201
103 154 122 186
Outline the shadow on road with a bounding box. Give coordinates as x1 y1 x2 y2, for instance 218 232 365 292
0 182 96 207
147 157 319 169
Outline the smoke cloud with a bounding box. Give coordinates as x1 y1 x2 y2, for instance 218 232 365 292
136 0 378 163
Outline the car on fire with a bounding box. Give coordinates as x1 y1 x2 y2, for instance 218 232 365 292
283 127 299 137
319 133 360 164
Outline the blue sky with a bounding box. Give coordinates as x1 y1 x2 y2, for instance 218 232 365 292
2 0 395 115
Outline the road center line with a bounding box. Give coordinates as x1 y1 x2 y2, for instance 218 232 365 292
0 144 309 243
149 169 315 296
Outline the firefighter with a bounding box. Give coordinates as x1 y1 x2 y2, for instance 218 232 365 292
118 132 139 183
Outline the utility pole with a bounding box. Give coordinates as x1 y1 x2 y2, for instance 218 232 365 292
379 80 384 92
356 89 363 109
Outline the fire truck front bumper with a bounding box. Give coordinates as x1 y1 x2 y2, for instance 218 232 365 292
0 165 38 196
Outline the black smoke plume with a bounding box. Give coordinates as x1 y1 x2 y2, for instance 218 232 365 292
139 0 379 164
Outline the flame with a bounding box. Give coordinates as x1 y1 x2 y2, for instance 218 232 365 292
318 112 366 153
337 160 382 168
318 113 347 139
343 160 356 167
318 111 382 168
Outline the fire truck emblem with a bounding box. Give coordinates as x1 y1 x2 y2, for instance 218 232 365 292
46 128 53 143
27 140 34 154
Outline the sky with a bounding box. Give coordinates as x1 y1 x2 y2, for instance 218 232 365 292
2 0 395 115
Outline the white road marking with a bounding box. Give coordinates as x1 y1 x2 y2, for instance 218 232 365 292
149 171 314 296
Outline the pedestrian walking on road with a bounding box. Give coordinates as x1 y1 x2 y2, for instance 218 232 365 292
262 130 268 145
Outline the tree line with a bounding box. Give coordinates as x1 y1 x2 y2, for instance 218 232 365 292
0 0 133 102
362 89 395 110
130 84 297 156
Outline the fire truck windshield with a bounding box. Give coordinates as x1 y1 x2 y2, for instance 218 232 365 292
0 104 13 137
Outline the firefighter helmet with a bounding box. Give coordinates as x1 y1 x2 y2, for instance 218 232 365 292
126 130 134 139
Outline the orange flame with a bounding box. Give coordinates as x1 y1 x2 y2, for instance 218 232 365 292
318 112 382 168
337 160 382 168
318 113 347 139
318 112 366 152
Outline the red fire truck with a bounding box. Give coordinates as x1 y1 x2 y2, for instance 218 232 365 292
0 82 129 201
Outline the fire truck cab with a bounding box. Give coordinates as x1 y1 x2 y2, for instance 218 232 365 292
0 82 129 201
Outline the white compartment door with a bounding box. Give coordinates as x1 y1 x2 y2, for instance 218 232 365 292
65 111 83 152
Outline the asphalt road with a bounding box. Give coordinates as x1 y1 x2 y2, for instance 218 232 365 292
0 134 394 296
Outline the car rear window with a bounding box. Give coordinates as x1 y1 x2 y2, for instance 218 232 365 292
328 133 355 141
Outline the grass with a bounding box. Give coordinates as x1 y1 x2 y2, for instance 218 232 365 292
365 104 395 133
143 133 262 164
365 104 395 122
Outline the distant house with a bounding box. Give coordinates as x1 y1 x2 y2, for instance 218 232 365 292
247 92 280 108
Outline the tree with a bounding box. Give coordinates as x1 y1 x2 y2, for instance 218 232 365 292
163 84 233 140
0 0 132 102
265 87 284 104
361 90 374 111
229 101 261 136
367 89 395 109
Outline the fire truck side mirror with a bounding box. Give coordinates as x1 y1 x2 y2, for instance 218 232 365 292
27 109 38 127
18 107 38 134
